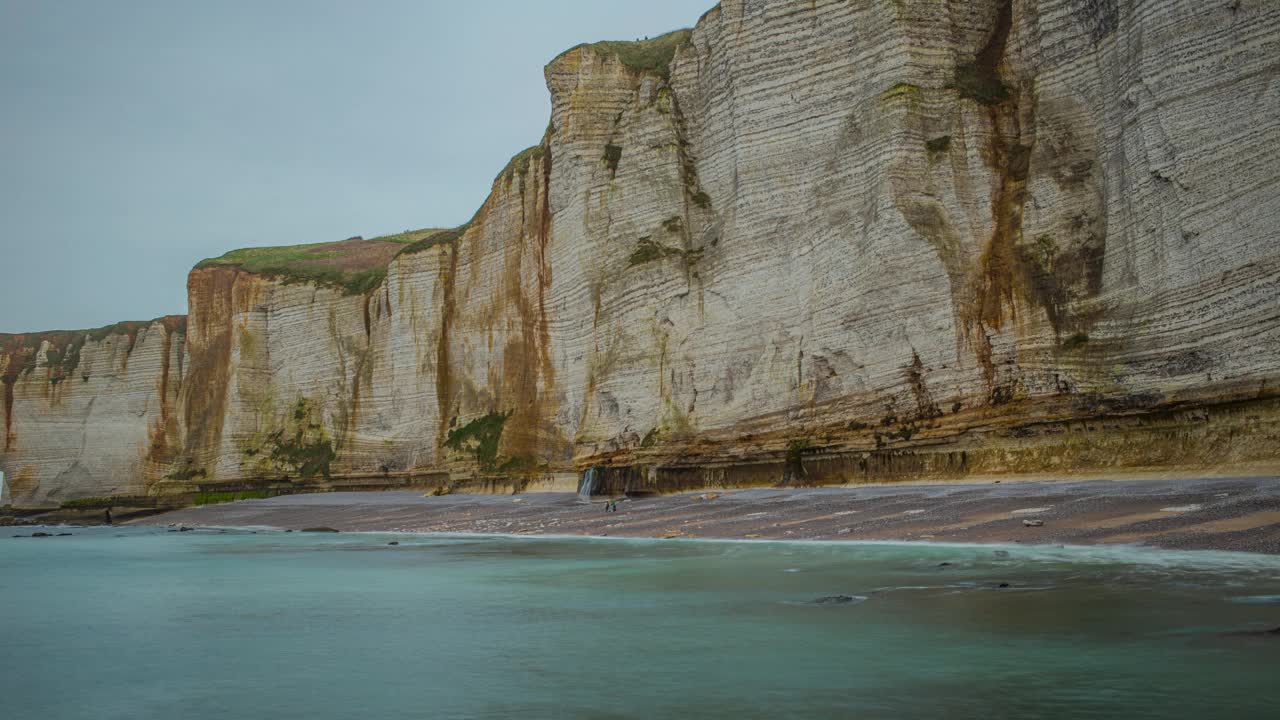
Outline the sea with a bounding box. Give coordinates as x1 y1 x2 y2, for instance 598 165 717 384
2 526 1278 719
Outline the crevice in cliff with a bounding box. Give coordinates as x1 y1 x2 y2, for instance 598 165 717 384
954 0 1038 397
669 91 713 221
146 321 177 474
179 268 239 477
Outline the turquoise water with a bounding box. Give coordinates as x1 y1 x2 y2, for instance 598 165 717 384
3 527 1279 719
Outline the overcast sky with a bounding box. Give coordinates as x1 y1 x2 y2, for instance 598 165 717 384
0 0 706 333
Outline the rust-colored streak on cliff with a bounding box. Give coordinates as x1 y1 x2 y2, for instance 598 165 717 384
434 244 458 448
966 0 1106 368
534 141 561 458
501 143 562 465
180 268 241 475
962 0 1029 392
149 324 174 456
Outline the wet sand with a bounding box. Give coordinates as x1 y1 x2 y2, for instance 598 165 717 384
142 476 1280 554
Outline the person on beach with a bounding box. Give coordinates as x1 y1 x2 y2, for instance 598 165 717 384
104 507 113 525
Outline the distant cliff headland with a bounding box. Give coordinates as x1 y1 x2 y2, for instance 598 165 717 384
4 0 1280 512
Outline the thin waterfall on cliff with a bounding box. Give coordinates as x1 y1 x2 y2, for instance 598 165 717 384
578 468 597 503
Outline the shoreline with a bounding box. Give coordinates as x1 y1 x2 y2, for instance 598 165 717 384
136 475 1280 554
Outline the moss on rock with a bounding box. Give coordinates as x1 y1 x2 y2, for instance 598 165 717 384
444 411 510 472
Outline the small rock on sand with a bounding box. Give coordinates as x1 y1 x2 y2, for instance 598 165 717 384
812 595 861 605
1221 626 1280 638
1022 519 1044 527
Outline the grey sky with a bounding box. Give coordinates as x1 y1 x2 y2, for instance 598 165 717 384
0 0 707 333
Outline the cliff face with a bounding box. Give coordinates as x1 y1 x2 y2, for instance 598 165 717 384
1 318 187 506
4 0 1280 507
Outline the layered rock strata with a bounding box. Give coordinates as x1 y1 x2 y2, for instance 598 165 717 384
4 0 1279 507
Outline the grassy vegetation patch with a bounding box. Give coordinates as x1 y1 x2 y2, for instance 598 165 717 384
951 63 1009 105
264 399 336 480
640 427 660 448
367 229 443 245
60 495 139 509
603 144 623 175
559 29 692 78
881 82 921 101
240 397 336 481
165 459 208 483
628 237 683 267
194 490 269 506
397 226 468 258
1062 333 1090 350
197 229 441 295
785 438 812 464
444 411 510 472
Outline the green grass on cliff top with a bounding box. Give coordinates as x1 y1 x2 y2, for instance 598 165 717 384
196 229 441 295
553 28 692 77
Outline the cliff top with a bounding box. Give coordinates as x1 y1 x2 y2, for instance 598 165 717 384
551 28 692 78
195 229 441 294
1 316 186 383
